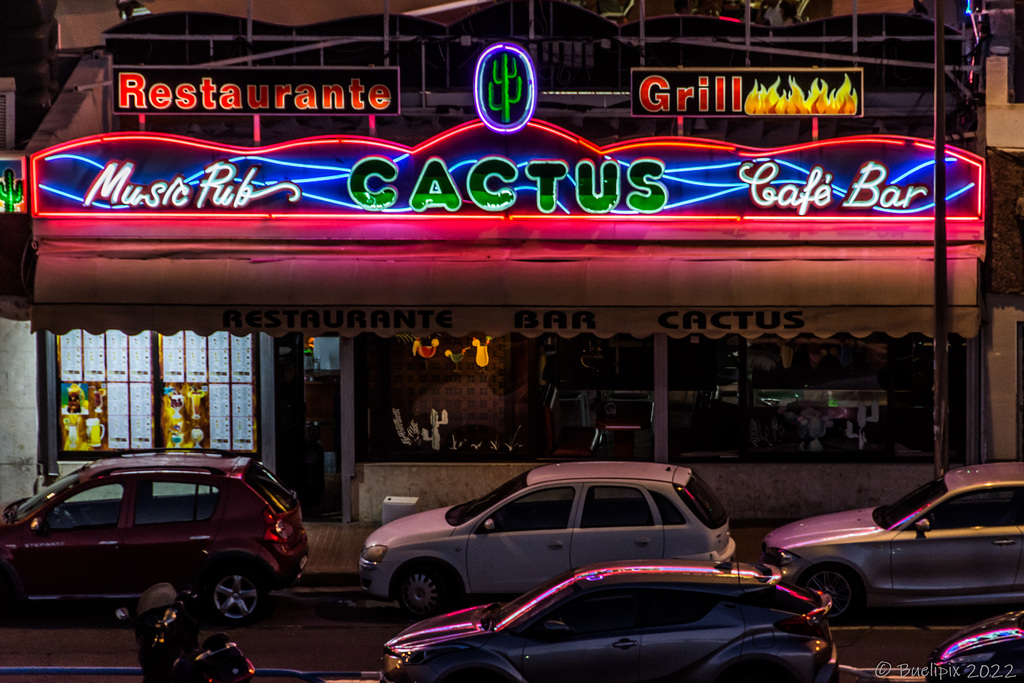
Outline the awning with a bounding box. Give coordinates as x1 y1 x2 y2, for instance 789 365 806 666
31 240 982 339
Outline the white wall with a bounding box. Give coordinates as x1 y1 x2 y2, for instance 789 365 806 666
985 296 1023 461
0 319 38 503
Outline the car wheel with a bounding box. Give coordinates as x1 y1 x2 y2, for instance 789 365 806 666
802 565 861 620
397 566 451 617
204 567 267 625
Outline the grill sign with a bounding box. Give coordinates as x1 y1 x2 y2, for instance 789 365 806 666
114 66 400 116
632 68 863 118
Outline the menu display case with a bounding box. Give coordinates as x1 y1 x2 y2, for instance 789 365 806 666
57 330 257 455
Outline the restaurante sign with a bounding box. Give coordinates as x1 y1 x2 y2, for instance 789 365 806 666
113 66 401 116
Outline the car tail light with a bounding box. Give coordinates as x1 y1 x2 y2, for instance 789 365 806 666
775 605 830 639
263 509 292 543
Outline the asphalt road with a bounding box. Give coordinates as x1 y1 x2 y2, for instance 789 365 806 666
0 589 1017 683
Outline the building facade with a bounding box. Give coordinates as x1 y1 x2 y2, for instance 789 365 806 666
0 0 998 522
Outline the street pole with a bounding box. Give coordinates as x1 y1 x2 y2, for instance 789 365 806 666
934 0 949 478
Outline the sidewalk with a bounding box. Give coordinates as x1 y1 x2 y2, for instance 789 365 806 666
296 518 782 589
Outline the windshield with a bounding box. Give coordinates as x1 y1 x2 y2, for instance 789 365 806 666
244 462 298 513
494 568 582 630
11 470 82 523
675 472 729 529
445 471 531 526
873 476 948 529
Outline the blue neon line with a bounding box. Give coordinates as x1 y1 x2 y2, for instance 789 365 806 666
667 185 750 208
226 155 348 172
889 157 955 184
663 175 747 189
46 154 107 169
300 192 364 209
872 182 975 214
38 184 88 204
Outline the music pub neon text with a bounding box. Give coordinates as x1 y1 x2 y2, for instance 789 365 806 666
83 160 300 209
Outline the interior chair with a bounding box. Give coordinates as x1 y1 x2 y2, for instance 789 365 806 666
543 385 600 459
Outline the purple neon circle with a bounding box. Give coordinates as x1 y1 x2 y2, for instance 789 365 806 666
474 42 537 135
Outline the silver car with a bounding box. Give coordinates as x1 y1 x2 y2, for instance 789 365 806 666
761 463 1024 619
382 560 839 683
360 461 735 616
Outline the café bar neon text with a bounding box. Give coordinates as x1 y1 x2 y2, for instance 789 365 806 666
30 120 984 233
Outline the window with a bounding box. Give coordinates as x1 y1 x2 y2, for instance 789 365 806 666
640 589 719 627
366 334 531 461
244 462 298 513
650 491 686 525
545 590 639 635
489 487 575 532
674 473 728 529
580 486 653 528
134 481 220 525
55 330 257 456
928 488 1021 530
47 483 124 530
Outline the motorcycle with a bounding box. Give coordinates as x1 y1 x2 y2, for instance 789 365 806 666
117 582 254 683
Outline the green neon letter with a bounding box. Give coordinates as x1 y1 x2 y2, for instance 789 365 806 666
625 158 668 213
410 156 463 212
575 159 620 214
525 160 569 213
348 156 399 211
467 156 518 211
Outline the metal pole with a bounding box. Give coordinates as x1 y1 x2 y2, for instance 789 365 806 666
934 0 949 477
640 0 646 65
384 0 390 65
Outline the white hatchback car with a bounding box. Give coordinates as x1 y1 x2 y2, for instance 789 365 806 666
359 461 736 615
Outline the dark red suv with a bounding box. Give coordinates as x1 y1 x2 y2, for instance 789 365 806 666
0 451 307 623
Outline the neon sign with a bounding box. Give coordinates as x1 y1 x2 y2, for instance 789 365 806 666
113 67 401 116
29 121 984 242
632 68 864 118
474 43 537 134
0 156 25 214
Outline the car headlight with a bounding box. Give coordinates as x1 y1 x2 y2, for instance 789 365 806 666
361 544 388 563
765 547 799 566
394 643 470 665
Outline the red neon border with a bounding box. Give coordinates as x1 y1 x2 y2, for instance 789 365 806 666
30 119 986 228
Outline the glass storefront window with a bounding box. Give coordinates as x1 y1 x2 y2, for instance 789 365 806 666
56 330 257 456
365 334 530 459
747 335 888 455
669 332 965 460
543 334 655 460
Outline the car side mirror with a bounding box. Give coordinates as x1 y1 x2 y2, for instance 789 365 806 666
543 619 573 637
29 517 45 534
482 518 496 532
914 517 931 538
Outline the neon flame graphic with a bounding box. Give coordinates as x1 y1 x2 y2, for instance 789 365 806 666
744 76 859 116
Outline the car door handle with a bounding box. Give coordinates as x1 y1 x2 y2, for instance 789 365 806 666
993 539 1017 546
190 535 211 541
548 541 564 550
612 639 639 650
635 537 650 547
98 540 118 546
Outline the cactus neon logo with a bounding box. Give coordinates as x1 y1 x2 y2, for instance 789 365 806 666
0 168 24 213
474 43 537 134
